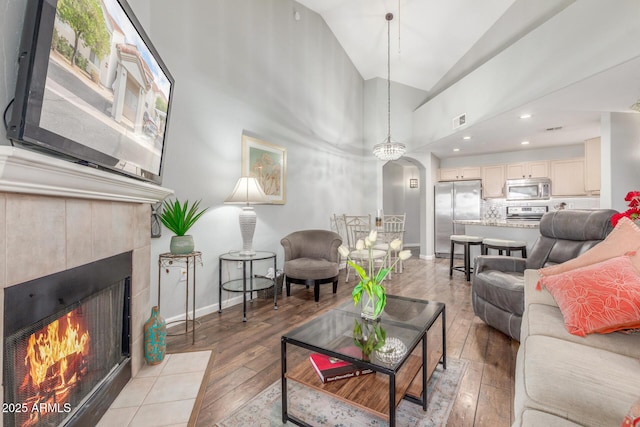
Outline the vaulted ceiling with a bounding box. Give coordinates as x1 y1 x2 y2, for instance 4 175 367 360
295 0 640 158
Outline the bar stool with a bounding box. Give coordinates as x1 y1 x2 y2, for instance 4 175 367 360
481 238 527 258
449 235 483 281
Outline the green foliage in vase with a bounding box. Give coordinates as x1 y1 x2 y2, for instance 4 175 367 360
353 319 386 358
338 230 412 318
159 199 208 236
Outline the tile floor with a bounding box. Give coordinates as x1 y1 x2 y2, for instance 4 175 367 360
97 351 212 427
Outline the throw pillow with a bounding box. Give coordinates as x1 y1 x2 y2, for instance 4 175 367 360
542 255 640 337
621 396 640 427
538 216 640 279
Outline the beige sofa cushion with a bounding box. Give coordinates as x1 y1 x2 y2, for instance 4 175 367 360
518 409 584 427
522 303 640 359
516 335 640 427
524 269 558 308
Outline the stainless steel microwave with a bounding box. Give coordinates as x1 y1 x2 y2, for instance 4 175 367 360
505 178 551 200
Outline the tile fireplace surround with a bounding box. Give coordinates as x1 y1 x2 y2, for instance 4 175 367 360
0 146 173 425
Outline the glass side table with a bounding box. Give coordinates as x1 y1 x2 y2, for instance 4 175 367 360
218 251 278 321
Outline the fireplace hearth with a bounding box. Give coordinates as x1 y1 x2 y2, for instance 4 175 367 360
3 253 132 427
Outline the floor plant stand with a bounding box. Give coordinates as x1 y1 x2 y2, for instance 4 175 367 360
158 251 203 344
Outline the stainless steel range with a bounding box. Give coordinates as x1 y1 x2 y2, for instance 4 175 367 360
506 205 548 221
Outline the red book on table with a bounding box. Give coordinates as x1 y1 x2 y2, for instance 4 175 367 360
309 347 373 383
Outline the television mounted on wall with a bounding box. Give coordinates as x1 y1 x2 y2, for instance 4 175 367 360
6 0 174 185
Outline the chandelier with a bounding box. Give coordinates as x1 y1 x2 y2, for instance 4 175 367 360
373 13 406 161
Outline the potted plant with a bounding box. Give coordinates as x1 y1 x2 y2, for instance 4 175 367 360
160 198 208 254
338 230 412 320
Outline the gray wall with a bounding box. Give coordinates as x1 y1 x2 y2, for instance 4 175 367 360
601 112 640 211
135 0 369 319
0 0 370 321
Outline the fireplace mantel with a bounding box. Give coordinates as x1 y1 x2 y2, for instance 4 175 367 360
0 146 173 203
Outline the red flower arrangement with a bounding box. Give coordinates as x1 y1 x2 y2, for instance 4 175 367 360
611 191 640 226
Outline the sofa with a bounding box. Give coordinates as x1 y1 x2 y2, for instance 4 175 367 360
514 267 640 426
472 209 617 341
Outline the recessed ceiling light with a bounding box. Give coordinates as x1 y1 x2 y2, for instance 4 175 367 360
520 114 532 119
462 136 471 140
521 141 530 145
453 148 460 152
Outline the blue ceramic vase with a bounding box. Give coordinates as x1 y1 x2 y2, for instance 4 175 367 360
144 306 166 365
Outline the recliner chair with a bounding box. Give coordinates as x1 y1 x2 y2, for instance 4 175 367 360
471 209 617 341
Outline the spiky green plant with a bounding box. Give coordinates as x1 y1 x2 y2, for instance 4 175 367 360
159 199 208 236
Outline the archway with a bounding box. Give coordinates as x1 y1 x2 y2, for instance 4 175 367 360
382 157 427 257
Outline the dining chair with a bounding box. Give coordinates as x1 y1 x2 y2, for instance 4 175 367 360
373 213 406 273
331 214 348 269
342 214 387 282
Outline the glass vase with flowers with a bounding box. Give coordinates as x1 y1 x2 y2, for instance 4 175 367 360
338 230 412 320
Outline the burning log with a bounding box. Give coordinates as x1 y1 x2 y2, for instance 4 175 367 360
39 351 84 393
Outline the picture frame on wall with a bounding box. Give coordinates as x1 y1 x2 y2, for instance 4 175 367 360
242 134 287 204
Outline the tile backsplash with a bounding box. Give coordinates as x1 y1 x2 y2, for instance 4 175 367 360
482 197 601 220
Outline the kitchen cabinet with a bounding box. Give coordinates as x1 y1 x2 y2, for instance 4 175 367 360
506 161 549 179
482 165 505 198
438 166 481 181
550 158 586 196
584 137 601 193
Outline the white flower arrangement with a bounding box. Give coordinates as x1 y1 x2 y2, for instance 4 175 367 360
339 230 411 319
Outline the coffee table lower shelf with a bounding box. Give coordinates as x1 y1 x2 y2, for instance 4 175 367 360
285 353 424 420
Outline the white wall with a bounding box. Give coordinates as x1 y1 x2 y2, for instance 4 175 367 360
601 112 640 211
125 0 369 320
413 0 640 147
382 162 420 247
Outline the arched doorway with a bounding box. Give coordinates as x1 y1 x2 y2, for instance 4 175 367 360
382 158 425 257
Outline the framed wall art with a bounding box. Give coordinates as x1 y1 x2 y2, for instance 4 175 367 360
242 135 287 204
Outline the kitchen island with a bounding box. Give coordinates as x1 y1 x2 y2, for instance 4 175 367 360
454 220 540 254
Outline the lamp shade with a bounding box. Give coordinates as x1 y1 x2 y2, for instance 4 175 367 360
224 176 268 205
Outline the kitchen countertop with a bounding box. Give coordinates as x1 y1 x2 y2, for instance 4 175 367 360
453 219 540 229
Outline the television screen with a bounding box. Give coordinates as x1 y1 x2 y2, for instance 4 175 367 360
7 0 174 184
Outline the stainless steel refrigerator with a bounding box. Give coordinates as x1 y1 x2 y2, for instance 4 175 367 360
434 180 482 257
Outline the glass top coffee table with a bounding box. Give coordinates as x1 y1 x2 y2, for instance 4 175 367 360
280 295 446 426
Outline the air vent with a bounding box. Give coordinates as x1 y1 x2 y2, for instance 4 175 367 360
452 113 466 129
545 126 563 131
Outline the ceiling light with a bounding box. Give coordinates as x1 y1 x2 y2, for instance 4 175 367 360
521 141 530 145
463 136 471 140
519 114 532 119
373 13 405 161
453 148 460 152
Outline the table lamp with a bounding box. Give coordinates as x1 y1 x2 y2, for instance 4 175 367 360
224 176 268 255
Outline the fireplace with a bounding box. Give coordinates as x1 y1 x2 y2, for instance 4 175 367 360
3 253 132 427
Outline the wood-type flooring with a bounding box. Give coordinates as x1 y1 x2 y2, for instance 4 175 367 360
166 257 518 426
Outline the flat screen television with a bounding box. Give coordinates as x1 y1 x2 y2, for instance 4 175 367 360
6 0 174 185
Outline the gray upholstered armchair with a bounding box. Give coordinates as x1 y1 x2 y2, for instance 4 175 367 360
472 209 616 341
280 229 342 302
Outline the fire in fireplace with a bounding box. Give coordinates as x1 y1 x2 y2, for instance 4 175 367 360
4 253 132 427
19 308 90 426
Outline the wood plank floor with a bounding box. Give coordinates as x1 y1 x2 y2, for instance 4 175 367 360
166 257 518 426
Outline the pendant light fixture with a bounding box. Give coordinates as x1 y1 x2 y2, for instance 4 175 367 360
373 13 406 161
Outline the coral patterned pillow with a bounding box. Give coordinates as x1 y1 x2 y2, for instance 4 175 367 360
542 255 640 336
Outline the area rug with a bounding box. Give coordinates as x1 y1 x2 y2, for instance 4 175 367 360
216 358 468 427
